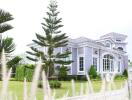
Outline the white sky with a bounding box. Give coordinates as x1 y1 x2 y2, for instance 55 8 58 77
0 0 132 60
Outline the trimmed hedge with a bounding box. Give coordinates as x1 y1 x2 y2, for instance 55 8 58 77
38 81 61 89
59 75 87 81
15 65 34 81
50 81 61 88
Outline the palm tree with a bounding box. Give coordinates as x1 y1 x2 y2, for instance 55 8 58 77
0 9 14 70
0 37 15 56
0 9 14 54
0 9 13 39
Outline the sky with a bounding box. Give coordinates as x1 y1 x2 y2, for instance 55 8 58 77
0 0 132 60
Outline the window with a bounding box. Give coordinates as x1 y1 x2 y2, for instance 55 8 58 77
106 43 111 48
93 58 97 71
79 57 84 71
103 54 114 72
116 39 121 42
118 47 123 51
55 66 60 70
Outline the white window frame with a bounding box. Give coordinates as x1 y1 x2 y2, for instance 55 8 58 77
79 57 84 71
103 54 114 72
105 41 112 49
77 47 85 73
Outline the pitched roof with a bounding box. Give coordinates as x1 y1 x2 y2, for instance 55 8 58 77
68 37 104 46
100 32 127 40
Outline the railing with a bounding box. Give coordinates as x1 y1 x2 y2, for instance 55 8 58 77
59 83 129 100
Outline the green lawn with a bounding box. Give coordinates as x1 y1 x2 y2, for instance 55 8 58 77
0 80 125 100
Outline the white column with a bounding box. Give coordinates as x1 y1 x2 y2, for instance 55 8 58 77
83 47 85 75
110 59 111 72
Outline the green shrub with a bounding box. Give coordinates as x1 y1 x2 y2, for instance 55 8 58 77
61 75 86 81
58 65 69 81
38 81 43 88
38 81 61 89
50 81 61 88
76 75 87 81
89 65 97 79
15 64 34 81
114 74 126 80
25 67 34 81
65 75 77 81
123 69 128 78
15 65 25 81
95 74 101 81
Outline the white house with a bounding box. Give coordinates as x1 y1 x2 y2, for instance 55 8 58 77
28 32 128 75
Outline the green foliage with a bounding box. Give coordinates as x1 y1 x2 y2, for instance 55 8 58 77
26 0 72 77
58 65 69 80
0 9 15 73
0 37 15 55
76 75 87 81
38 81 61 89
95 74 101 80
114 74 126 80
0 9 13 34
7 56 22 67
89 65 98 79
64 75 101 81
15 65 25 81
15 65 34 81
49 81 61 88
123 69 128 78
7 56 22 75
25 67 34 81
58 75 87 81
63 75 77 81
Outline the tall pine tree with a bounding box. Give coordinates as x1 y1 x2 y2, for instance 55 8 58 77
27 0 72 77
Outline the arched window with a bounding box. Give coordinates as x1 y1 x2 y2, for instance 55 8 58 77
103 54 114 72
106 43 110 47
105 42 111 49
118 47 123 51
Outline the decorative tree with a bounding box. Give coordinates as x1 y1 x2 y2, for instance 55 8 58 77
0 9 14 64
27 0 72 77
7 56 22 74
0 37 15 56
89 65 97 79
0 9 13 38
0 37 16 73
0 9 14 56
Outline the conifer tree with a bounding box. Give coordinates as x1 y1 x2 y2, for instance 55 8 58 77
27 0 72 77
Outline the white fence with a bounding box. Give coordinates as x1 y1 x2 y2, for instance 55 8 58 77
59 82 129 100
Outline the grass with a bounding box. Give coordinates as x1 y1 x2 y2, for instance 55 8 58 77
0 80 125 100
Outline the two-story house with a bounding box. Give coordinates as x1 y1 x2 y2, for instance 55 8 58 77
28 32 128 75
